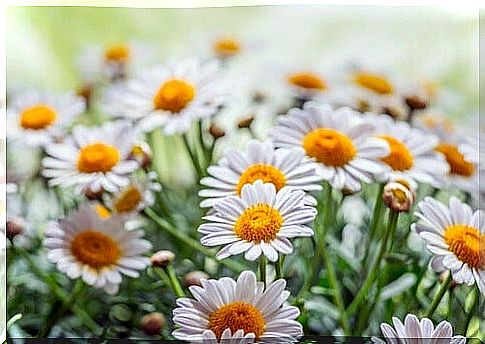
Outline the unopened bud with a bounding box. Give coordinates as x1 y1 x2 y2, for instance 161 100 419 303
84 186 104 201
238 115 255 129
209 123 225 140
76 83 93 106
383 179 416 213
6 217 26 240
356 98 370 113
184 270 209 287
140 312 165 336
382 104 407 121
341 188 357 197
251 91 267 104
405 94 427 111
151 250 175 268
128 143 152 170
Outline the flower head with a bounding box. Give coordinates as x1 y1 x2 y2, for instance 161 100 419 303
199 180 316 262
172 270 302 343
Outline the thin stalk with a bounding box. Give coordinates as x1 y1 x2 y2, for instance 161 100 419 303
196 120 211 171
259 256 267 285
144 208 246 273
275 256 283 280
182 133 204 177
346 210 399 316
425 272 452 318
368 183 385 241
461 287 479 335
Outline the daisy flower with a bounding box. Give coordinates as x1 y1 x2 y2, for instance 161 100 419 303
199 139 322 208
172 270 302 343
7 90 85 147
372 314 465 344
373 115 449 187
270 103 389 192
413 111 455 141
42 121 139 193
286 70 328 100
44 205 152 294
198 180 316 262
77 41 157 83
104 172 161 215
412 196 484 294
212 36 244 59
102 58 226 135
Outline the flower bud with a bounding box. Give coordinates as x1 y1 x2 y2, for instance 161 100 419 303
237 115 255 129
381 104 407 121
6 217 26 240
209 123 225 140
251 91 267 104
140 312 165 336
84 186 104 201
184 270 209 287
76 83 93 107
356 98 370 113
151 250 175 268
128 143 152 170
383 179 416 213
405 94 427 111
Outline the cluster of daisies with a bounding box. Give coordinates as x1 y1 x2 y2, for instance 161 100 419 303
5 37 483 342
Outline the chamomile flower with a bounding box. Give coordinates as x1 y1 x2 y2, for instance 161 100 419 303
270 103 389 192
104 172 161 215
172 270 302 343
199 140 322 208
372 314 465 344
44 205 152 294
412 196 485 294
102 58 226 135
413 111 455 141
42 121 139 193
286 70 328 100
78 41 157 83
198 180 316 262
373 115 449 187
7 90 85 147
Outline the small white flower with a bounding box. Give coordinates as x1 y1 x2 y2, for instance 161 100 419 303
7 90 85 147
372 314 466 344
199 139 322 208
198 180 316 262
270 103 389 192
172 270 302 343
412 196 485 294
42 121 139 193
44 205 152 294
373 115 449 187
102 58 226 135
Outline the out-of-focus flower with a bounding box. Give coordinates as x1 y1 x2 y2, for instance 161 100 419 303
184 270 209 287
373 115 449 187
6 217 26 241
42 121 139 193
382 178 416 213
199 139 322 208
77 41 157 83
172 270 302 342
199 180 316 262
372 314 465 344
212 36 243 59
141 312 166 336
150 250 175 269
102 59 227 135
128 142 153 170
413 111 454 140
104 172 161 216
270 103 389 192
209 122 226 139
7 90 85 147
237 115 255 129
286 70 328 100
44 205 151 294
412 196 485 294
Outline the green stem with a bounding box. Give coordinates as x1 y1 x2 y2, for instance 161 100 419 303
461 287 479 335
368 183 385 241
182 133 204 177
259 256 267 285
425 272 452 318
144 208 246 273
346 210 399 316
155 265 185 298
275 256 283 280
11 245 101 334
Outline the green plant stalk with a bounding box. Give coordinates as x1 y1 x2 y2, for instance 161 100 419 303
425 271 452 318
144 208 246 273
346 210 399 316
182 133 204 178
259 256 267 285
11 245 101 335
275 256 283 280
461 287 479 335
363 183 385 268
196 119 211 172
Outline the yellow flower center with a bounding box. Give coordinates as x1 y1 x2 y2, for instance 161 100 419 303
302 128 356 167
213 38 242 57
287 72 326 91
104 43 131 63
352 72 394 95
95 204 112 219
378 135 414 171
153 79 196 113
234 204 283 242
114 185 143 213
208 301 266 340
444 224 485 269
420 115 454 134
77 143 121 173
20 104 57 130
435 143 475 177
236 164 286 195
71 229 122 268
